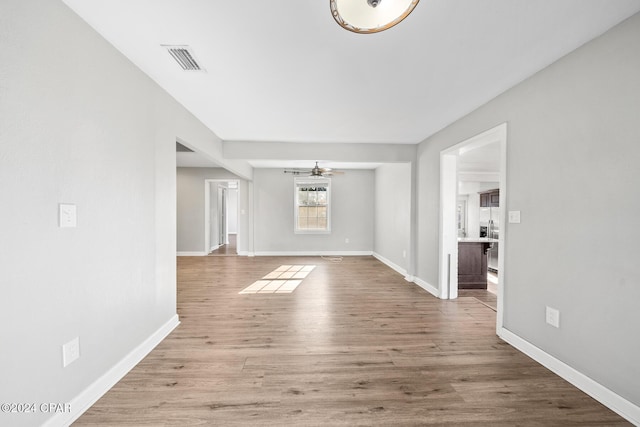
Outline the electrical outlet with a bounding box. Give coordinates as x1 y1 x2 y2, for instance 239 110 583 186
345 238 349 244
545 306 560 328
62 337 80 367
402 250 406 258
508 210 521 223
59 204 77 228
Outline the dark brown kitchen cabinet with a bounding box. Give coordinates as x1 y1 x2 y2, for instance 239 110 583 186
480 193 490 207
458 242 491 289
479 189 499 207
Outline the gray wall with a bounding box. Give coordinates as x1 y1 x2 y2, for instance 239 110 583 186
253 169 374 254
374 163 412 271
176 167 248 254
0 0 245 425
415 13 640 405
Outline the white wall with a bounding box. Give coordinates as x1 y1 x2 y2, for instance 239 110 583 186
253 169 374 254
373 164 412 273
176 168 247 254
228 189 239 234
416 12 640 409
0 1 250 425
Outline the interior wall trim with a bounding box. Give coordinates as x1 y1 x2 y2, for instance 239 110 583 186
43 315 180 427
499 327 639 425
373 252 408 277
253 251 374 257
177 251 208 256
412 277 439 298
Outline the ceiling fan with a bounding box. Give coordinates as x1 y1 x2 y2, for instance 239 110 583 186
283 162 344 177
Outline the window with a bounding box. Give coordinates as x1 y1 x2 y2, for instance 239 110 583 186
294 178 331 233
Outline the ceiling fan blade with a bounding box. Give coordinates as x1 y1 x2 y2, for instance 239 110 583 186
283 169 312 175
284 162 345 177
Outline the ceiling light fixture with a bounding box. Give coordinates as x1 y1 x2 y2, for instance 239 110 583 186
330 0 419 34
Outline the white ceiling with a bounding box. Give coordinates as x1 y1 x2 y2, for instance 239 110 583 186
63 0 640 148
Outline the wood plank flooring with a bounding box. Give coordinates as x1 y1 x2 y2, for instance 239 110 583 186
209 234 237 256
458 290 497 311
74 256 629 426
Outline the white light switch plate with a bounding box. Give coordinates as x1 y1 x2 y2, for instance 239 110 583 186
508 210 521 223
59 204 77 228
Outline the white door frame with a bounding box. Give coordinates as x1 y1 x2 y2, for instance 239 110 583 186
205 179 239 254
217 186 227 245
439 123 507 332
439 154 459 299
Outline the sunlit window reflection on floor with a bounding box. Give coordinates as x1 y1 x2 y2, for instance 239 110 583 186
239 265 316 294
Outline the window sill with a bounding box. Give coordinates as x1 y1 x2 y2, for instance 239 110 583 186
294 229 331 235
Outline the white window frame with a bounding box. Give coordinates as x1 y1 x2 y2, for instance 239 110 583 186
294 177 331 234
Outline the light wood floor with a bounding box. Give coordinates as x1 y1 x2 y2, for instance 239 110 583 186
74 256 629 426
209 234 237 256
459 271 498 311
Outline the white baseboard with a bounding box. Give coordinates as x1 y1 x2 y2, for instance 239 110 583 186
44 315 180 427
254 251 374 256
372 252 407 276
177 251 207 256
210 244 221 252
412 277 439 298
499 327 640 426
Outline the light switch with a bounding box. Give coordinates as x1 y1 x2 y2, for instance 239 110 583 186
508 210 521 224
59 204 77 228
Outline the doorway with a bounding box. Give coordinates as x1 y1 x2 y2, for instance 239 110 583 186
205 179 240 256
439 123 507 332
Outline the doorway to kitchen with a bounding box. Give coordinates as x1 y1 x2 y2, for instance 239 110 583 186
439 123 507 332
205 179 240 256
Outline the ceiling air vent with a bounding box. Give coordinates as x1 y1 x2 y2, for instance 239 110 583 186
162 45 204 71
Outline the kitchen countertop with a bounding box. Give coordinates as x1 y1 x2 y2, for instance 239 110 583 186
457 237 498 243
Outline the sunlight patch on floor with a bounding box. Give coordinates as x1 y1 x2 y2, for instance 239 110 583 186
239 265 316 294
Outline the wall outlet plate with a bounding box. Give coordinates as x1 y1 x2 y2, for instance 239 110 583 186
508 210 521 223
62 337 80 367
546 306 560 328
59 204 77 228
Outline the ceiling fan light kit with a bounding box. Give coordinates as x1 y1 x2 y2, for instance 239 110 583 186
330 0 420 34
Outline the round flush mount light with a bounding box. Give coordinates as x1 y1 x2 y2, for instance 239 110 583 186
330 0 420 34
